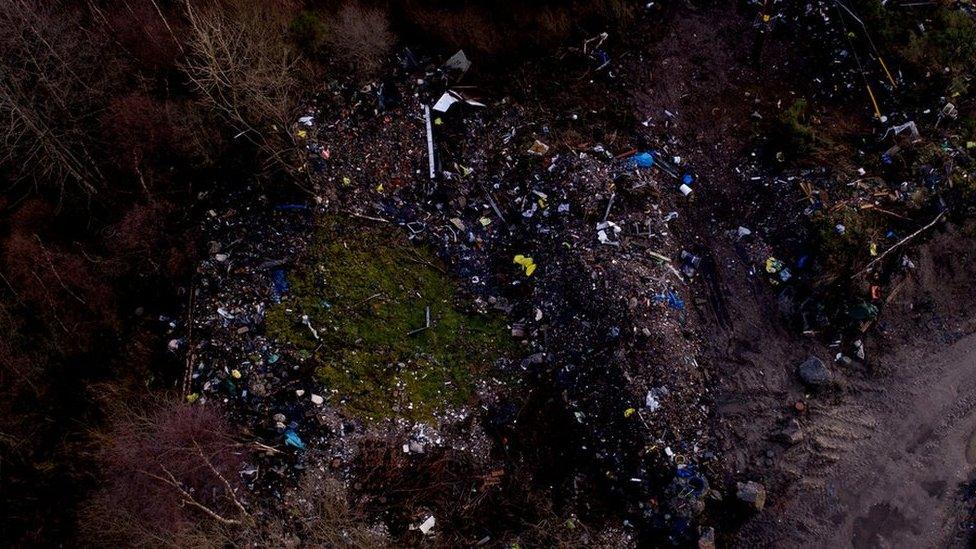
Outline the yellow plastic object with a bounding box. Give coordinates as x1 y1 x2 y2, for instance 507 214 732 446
513 254 537 276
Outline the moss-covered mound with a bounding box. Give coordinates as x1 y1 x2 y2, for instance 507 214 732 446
266 218 512 421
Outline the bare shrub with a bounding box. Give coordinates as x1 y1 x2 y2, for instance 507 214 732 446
1 201 120 350
99 94 216 184
326 3 395 80
244 472 391 548
79 400 247 547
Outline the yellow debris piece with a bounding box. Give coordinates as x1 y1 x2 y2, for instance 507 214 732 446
296 129 307 138
869 242 878 256
186 392 200 403
513 254 537 276
231 369 242 379
624 407 636 418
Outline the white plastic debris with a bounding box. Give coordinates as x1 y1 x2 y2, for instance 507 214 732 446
645 391 661 412
433 90 487 113
433 92 459 113
596 220 621 245
301 314 320 340
418 516 436 535
443 50 471 74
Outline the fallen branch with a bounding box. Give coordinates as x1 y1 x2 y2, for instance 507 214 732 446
249 440 282 454
852 210 946 279
141 466 243 526
194 441 249 518
181 278 195 398
342 210 391 224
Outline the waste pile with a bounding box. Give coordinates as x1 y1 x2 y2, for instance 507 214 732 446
176 1 975 543
173 40 733 544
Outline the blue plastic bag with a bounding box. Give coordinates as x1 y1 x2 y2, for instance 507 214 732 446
629 151 655 168
284 429 305 450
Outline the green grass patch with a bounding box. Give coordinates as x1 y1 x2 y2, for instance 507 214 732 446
265 217 512 422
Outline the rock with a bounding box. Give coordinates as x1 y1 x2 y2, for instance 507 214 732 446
310 394 324 405
776 419 804 445
249 378 268 398
736 480 767 512
797 355 832 387
409 440 425 454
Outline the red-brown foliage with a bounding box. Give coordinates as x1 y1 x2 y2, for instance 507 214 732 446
100 94 216 184
102 0 184 74
2 201 119 349
81 401 245 545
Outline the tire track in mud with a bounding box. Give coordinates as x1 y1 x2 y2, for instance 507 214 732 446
737 329 976 548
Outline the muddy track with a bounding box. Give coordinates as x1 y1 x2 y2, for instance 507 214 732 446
733 326 976 548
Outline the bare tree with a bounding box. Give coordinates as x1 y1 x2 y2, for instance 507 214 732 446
0 0 111 195
327 3 395 80
181 0 306 175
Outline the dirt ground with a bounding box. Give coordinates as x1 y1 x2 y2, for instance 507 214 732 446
619 4 976 546
719 224 976 548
